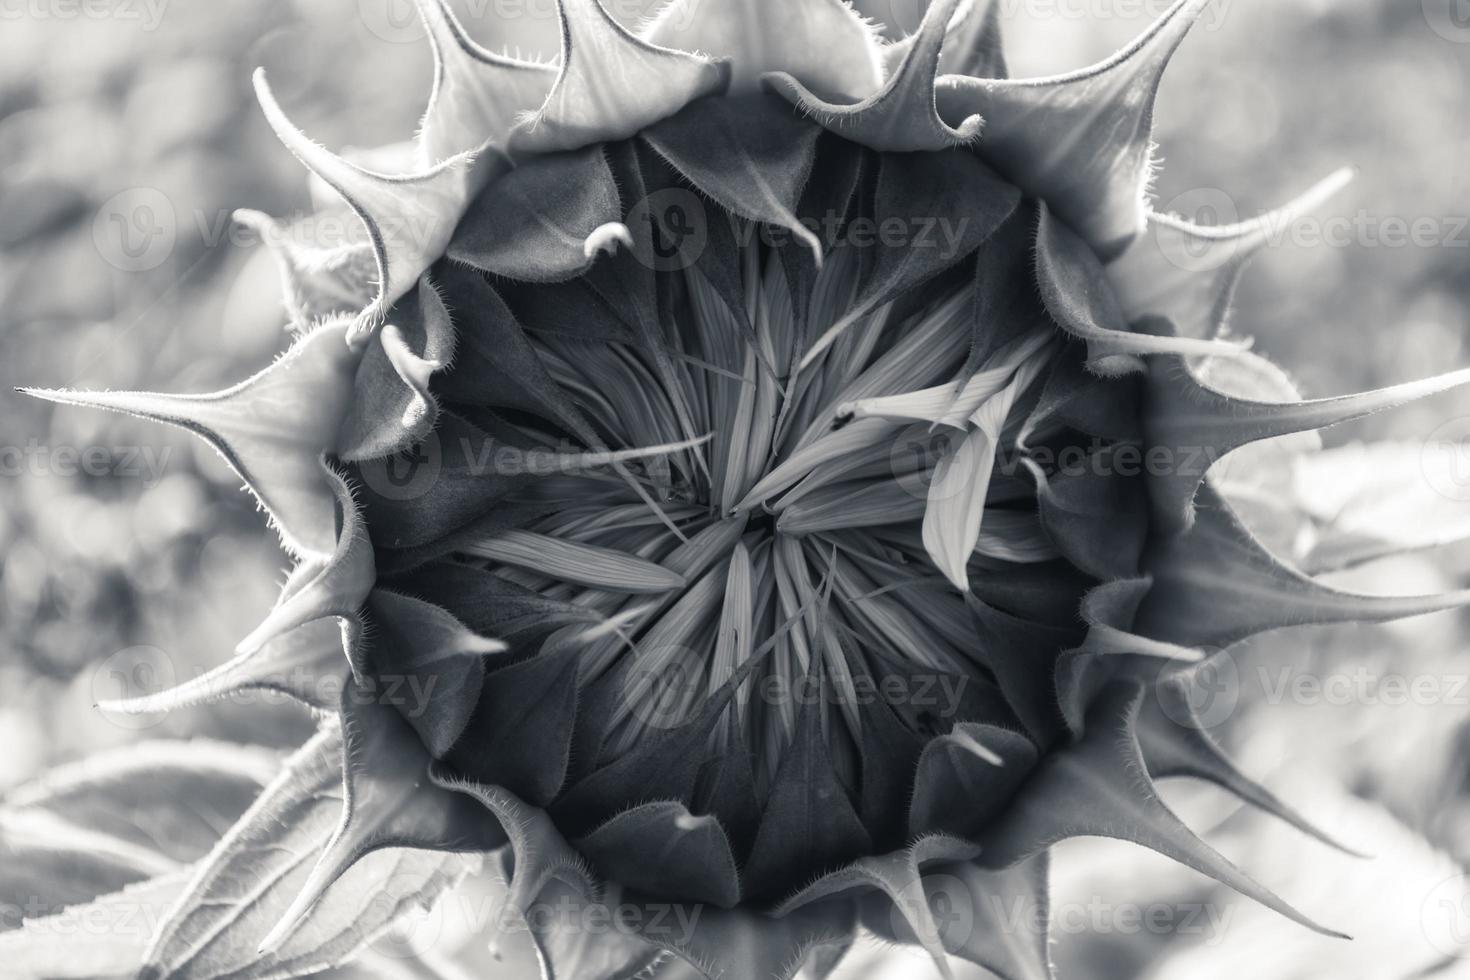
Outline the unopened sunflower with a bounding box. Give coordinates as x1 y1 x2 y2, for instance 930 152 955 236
12 0 1470 977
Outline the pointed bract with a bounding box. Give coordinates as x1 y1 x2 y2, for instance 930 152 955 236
233 208 377 329
1145 352 1470 533
1109 168 1354 339
767 0 982 152
1138 483 1470 649
414 0 557 166
258 693 508 953
940 0 1214 255
1033 203 1245 375
1140 678 1368 856
509 0 729 155
979 682 1347 938
22 322 359 558
254 71 502 341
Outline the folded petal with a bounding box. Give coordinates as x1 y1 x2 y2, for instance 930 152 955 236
339 279 457 461
449 145 623 281
1033 203 1245 375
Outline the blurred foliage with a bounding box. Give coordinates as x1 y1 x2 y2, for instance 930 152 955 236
2 1 1470 976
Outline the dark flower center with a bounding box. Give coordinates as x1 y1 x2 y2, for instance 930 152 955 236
357 122 1127 901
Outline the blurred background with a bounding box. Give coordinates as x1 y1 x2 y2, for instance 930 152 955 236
4 0 1470 976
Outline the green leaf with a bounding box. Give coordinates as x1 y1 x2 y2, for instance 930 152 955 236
0 809 178 926
1294 442 1470 574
